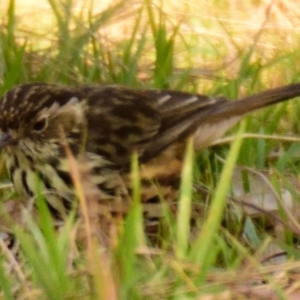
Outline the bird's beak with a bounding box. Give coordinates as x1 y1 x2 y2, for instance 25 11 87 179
0 132 14 148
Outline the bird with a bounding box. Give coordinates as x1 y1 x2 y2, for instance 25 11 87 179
0 82 300 233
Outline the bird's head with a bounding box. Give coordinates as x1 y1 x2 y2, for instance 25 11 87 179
0 83 87 161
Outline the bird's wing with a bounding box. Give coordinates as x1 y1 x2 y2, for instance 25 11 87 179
84 85 225 166
143 89 227 158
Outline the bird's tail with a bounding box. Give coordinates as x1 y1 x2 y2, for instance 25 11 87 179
192 83 300 149
204 83 300 124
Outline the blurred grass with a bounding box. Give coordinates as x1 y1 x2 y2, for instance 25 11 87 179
1 0 300 299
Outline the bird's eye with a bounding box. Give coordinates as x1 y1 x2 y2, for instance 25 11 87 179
32 118 47 132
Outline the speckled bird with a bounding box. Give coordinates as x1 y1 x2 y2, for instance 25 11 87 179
0 83 300 224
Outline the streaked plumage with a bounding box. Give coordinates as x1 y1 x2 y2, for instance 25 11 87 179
0 82 300 225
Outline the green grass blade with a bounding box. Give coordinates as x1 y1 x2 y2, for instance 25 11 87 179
191 120 247 275
0 257 14 300
175 137 194 259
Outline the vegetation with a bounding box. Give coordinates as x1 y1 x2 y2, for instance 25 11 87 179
1 0 300 298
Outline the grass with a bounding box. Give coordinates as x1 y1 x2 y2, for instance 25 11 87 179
1 0 300 299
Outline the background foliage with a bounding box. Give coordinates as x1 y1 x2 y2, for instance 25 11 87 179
1 0 300 299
